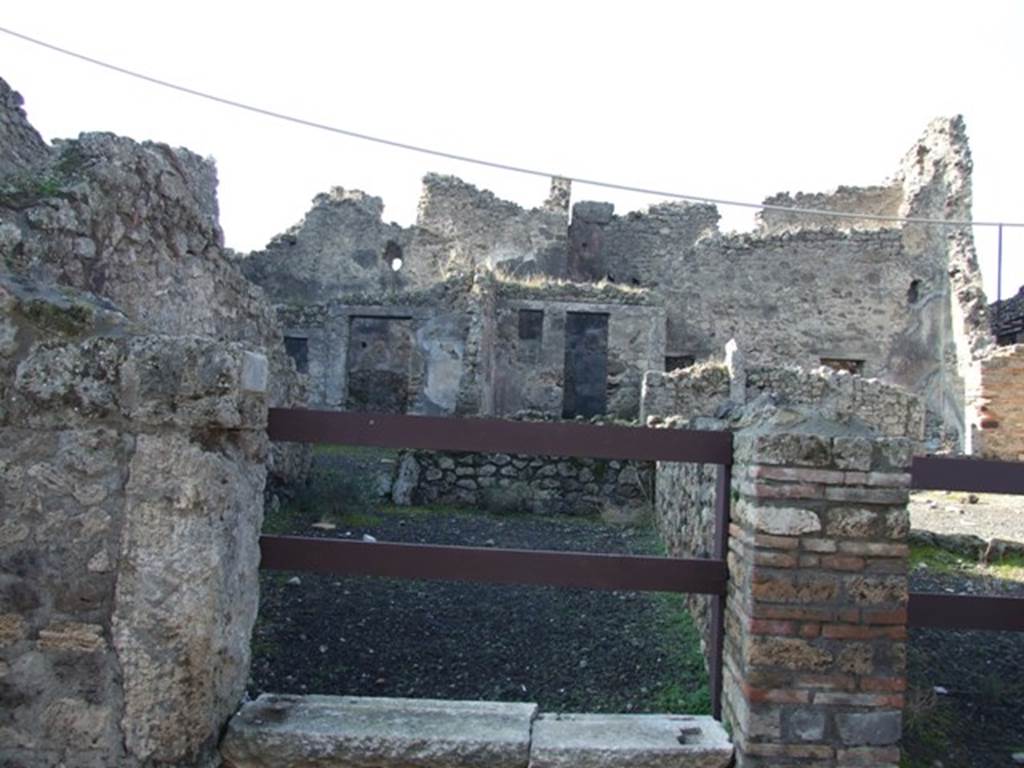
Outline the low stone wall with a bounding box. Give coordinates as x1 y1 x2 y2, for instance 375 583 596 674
654 447 721 655
221 694 732 768
398 450 654 519
975 343 1024 460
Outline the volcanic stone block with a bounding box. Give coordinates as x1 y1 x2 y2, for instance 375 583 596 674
221 695 538 768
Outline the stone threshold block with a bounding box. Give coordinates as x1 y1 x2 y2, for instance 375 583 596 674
220 694 538 768
529 713 733 768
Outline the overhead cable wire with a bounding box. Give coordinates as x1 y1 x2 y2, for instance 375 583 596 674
2 24 1022 229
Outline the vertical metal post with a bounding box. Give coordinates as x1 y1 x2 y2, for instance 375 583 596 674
709 461 732 721
997 224 1004 333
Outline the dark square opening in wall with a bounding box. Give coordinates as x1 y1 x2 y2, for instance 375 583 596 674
665 355 695 372
284 336 309 374
518 309 544 341
820 357 864 375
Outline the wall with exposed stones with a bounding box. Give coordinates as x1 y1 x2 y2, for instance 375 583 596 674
0 76 305 485
274 270 666 422
973 343 1024 460
724 416 913 767
239 117 988 450
0 275 268 768
489 291 664 421
642 352 920 766
398 450 654 518
642 349 924 699
275 277 476 416
567 200 720 286
0 77 288 767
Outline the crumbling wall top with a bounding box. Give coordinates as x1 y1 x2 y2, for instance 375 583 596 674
0 77 52 179
757 184 903 233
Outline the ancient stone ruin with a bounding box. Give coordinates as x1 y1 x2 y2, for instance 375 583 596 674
238 118 992 456
0 72 1020 768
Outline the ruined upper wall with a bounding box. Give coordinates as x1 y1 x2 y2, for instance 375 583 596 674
0 83 296 393
240 187 411 304
568 200 720 286
0 78 51 178
242 173 572 305
757 184 903 233
414 173 569 279
0 77 305 479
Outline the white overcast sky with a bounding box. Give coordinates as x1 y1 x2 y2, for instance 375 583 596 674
2 1 1022 299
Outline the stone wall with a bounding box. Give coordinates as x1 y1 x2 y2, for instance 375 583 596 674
400 450 654 518
416 173 569 279
973 343 1024 460
568 200 720 286
489 290 664 421
0 78 294 766
0 76 304 484
0 276 268 768
275 277 475 416
239 188 410 304
757 185 903 233
237 115 989 442
641 349 921 766
643 351 924 687
653 442 721 654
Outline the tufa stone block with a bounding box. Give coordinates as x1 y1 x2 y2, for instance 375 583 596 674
241 351 268 393
835 711 902 747
529 713 732 768
221 694 538 768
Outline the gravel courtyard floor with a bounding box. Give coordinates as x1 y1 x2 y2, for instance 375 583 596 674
250 506 709 714
250 450 1024 767
903 506 1024 768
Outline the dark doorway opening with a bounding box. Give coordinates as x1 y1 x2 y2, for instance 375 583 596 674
562 312 609 419
346 316 413 413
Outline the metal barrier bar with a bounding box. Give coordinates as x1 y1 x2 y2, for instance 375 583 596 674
260 535 728 595
708 463 732 720
911 455 1024 495
268 408 734 464
908 592 1024 632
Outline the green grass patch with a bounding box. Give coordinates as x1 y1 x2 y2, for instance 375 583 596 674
900 686 960 768
645 593 711 715
313 443 399 460
911 543 1024 583
378 503 469 518
989 553 1024 582
909 543 969 574
262 501 295 534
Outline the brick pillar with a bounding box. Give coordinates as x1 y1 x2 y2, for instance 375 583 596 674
722 428 912 767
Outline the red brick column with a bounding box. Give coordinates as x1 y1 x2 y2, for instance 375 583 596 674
722 429 911 767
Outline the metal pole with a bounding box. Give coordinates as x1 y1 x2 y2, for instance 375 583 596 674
709 461 732 721
997 224 1004 334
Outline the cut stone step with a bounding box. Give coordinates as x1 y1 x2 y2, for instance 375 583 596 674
220 694 538 768
529 713 733 768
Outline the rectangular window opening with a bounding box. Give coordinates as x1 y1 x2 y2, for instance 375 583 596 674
665 355 695 372
284 336 309 374
518 309 544 341
820 357 864 375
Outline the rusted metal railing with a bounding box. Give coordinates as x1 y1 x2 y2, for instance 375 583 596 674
262 407 734 718
908 455 1024 632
